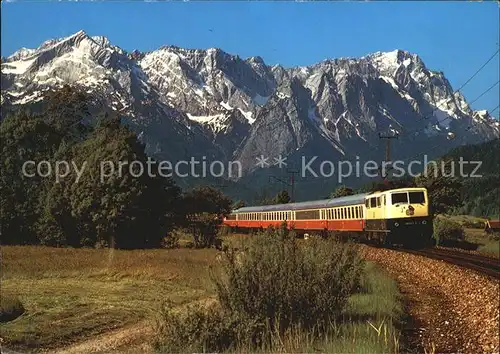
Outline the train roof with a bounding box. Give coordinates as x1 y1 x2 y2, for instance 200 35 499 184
231 187 428 214
233 192 370 213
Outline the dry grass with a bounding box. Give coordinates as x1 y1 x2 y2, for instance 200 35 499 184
437 215 499 257
0 246 219 352
154 229 403 354
446 214 488 226
1 238 405 354
463 228 500 258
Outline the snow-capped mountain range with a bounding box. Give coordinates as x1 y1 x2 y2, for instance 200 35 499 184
1 30 498 179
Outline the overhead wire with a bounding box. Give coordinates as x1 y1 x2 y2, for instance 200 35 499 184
400 49 499 138
384 101 500 179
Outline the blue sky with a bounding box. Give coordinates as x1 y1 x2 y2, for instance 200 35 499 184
2 1 499 117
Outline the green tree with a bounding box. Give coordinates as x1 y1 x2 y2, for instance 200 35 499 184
58 113 182 248
254 187 275 206
0 111 63 244
274 190 291 204
1 86 183 248
181 185 232 248
415 162 463 215
182 185 232 217
433 139 499 217
331 185 354 198
43 85 92 137
1 86 93 245
232 200 246 209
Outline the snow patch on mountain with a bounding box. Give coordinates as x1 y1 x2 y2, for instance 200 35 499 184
368 50 400 74
2 57 37 75
187 113 230 134
380 76 416 102
187 113 224 124
237 109 255 124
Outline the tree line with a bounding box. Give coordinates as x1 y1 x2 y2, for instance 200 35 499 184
2 86 495 249
0 86 232 249
328 144 497 218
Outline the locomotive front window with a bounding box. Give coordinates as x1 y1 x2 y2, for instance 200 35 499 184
391 192 408 204
370 198 377 208
409 191 425 204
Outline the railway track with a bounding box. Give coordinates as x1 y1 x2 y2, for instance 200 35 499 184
403 247 500 280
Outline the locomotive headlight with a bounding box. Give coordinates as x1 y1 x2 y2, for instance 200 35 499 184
394 222 399 227
422 220 427 225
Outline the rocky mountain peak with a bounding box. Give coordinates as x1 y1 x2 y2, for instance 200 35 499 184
1 31 498 180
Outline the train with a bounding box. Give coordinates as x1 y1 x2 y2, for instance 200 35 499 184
222 187 435 248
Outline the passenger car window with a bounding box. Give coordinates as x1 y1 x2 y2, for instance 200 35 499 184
409 191 425 204
391 192 408 204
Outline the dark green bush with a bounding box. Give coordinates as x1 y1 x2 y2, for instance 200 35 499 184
153 301 237 353
485 230 500 241
434 218 465 245
214 233 363 334
217 225 231 237
154 230 364 352
161 231 180 249
190 213 221 248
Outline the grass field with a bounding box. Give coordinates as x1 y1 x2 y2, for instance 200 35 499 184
0 246 219 352
439 215 499 257
463 228 500 258
446 214 488 226
316 261 403 353
1 239 404 353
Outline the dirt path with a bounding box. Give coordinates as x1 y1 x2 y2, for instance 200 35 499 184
360 245 500 353
53 321 154 354
52 297 218 354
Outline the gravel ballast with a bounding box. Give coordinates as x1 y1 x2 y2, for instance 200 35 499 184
360 245 499 353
